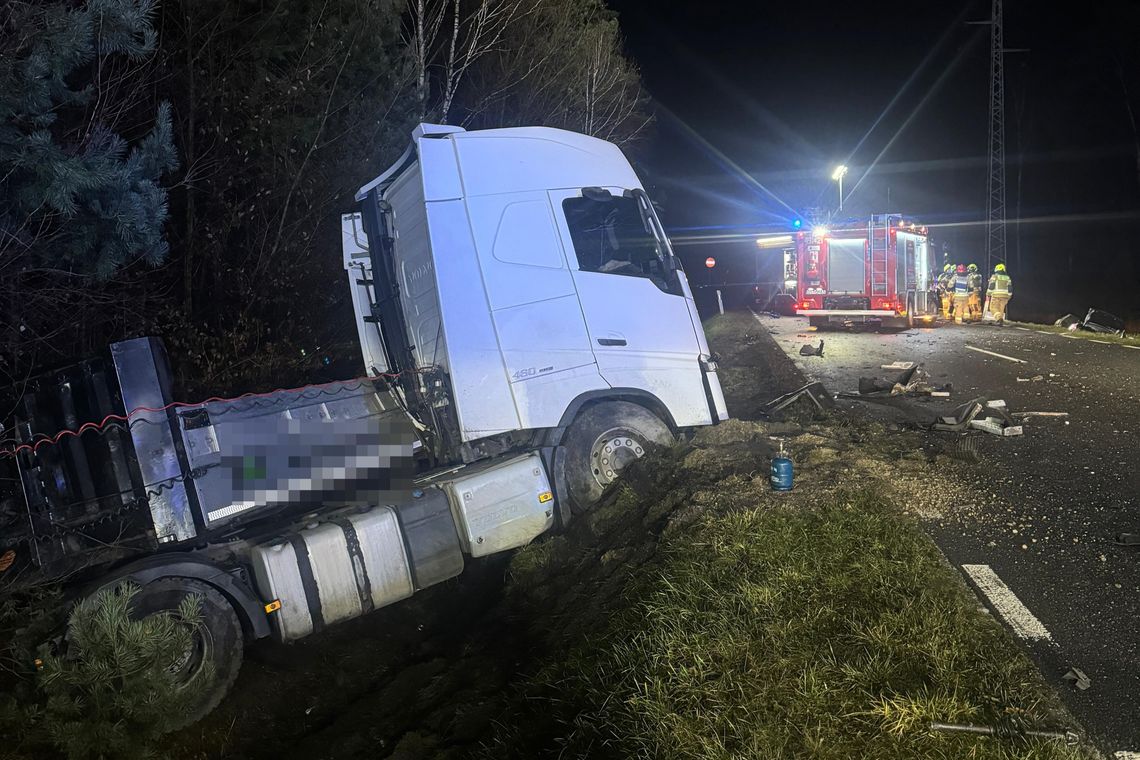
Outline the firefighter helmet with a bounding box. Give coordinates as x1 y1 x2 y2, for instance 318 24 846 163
995 263 1007 272
967 263 978 272
956 264 966 274
943 264 952 272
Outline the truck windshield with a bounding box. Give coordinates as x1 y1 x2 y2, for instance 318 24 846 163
562 190 680 294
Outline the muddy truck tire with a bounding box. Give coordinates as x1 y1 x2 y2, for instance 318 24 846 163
561 400 675 515
128 577 244 731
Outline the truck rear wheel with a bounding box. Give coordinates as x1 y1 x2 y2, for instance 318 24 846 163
128 577 244 731
561 400 675 514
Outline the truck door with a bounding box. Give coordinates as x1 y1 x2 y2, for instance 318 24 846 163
464 191 607 429
549 187 712 428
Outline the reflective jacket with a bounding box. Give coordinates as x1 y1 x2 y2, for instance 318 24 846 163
967 272 983 293
988 272 1012 295
953 274 970 295
937 272 955 292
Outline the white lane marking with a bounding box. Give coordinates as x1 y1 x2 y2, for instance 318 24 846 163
965 344 1028 363
1061 334 1078 339
962 564 1053 643
1015 326 1031 331
1091 339 1112 345
1125 345 1140 350
1035 330 1054 335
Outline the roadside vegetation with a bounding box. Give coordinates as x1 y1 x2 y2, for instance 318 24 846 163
479 312 1093 759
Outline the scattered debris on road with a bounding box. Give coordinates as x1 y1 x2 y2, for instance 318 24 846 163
799 339 825 357
932 397 1018 436
1016 375 1045 382
1013 411 1070 419
1114 533 1139 547
848 364 951 400
1062 667 1092 691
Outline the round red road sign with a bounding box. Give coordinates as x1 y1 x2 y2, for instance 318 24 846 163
705 256 716 268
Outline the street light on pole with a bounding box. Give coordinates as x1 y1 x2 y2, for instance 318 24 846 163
831 165 849 213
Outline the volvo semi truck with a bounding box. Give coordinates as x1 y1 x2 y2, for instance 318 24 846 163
0 123 728 725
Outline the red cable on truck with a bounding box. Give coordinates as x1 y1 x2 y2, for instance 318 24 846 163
0 372 406 458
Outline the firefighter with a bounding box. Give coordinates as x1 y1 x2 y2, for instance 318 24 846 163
937 264 955 319
966 263 984 322
986 263 1013 324
952 263 970 324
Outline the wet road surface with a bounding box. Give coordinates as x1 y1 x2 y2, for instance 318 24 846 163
759 312 1140 756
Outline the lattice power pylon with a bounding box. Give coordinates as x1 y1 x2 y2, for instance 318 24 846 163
985 0 1007 276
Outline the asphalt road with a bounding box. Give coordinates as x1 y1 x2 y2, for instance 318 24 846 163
759 312 1140 756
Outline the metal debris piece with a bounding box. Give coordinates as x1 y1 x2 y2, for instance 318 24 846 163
881 361 916 371
799 340 825 357
1016 375 1044 382
1054 314 1080 328
930 722 1080 745
1082 308 1126 336
1062 667 1092 691
760 381 835 420
1012 411 1069 419
932 398 988 432
970 417 1023 436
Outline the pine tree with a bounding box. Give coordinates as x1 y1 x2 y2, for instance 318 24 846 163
0 0 178 277
34 582 207 760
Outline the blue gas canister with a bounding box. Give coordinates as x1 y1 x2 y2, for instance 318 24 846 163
770 441 794 492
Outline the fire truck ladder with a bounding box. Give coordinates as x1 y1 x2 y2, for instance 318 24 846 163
869 217 889 297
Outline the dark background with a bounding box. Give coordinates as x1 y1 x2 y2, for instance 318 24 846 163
609 0 1140 324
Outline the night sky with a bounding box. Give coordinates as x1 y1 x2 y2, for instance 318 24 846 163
608 0 1140 321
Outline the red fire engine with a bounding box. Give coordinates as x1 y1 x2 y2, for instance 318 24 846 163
795 214 937 328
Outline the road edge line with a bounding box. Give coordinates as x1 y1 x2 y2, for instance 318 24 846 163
961 564 1053 643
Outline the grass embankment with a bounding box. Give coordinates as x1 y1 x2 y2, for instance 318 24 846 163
1008 320 1140 347
482 312 1090 760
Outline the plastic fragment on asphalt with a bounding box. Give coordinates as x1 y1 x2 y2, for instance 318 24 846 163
1062 667 1092 691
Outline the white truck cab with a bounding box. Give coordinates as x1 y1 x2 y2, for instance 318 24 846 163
5 125 731 729
343 124 727 510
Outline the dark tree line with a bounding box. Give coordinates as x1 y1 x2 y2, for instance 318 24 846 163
1 0 649 400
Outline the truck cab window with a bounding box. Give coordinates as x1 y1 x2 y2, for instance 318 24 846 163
562 193 678 293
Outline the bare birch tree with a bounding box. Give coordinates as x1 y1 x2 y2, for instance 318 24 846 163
456 0 651 147
405 0 527 123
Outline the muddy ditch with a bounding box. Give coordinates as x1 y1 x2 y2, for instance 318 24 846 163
163 312 991 759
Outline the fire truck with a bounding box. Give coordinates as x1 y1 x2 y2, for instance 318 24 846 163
794 214 937 328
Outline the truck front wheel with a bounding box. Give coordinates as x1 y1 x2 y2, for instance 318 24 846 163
128 577 245 731
562 400 675 514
